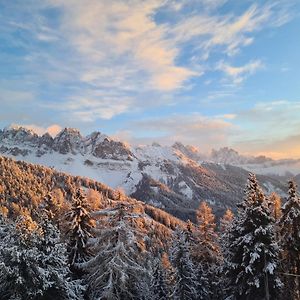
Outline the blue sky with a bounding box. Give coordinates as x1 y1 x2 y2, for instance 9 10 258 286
0 0 300 158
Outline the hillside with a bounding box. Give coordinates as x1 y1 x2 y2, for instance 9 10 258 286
0 156 184 241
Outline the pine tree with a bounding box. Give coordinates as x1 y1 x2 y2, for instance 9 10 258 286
82 203 148 300
64 189 95 270
225 173 281 300
170 228 199 300
0 214 82 300
278 180 300 299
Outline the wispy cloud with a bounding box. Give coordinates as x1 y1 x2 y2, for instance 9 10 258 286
169 3 289 58
216 59 264 84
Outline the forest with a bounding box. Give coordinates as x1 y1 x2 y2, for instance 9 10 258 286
0 156 300 300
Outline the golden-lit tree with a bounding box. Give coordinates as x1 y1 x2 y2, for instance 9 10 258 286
269 192 282 222
220 209 234 232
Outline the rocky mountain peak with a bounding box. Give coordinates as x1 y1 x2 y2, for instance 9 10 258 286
211 147 246 164
52 127 83 155
172 142 203 161
89 133 134 160
1 125 39 145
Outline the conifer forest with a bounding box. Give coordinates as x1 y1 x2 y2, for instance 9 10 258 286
1 157 300 300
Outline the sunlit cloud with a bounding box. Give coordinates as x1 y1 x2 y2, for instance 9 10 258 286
14 124 62 137
216 60 264 84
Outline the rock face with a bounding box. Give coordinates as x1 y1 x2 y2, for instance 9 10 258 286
86 132 134 160
0 125 294 220
52 128 83 155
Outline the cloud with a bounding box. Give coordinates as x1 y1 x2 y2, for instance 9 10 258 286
47 0 198 92
216 59 263 84
125 113 236 151
232 100 300 158
45 92 135 121
0 89 35 104
169 3 289 58
0 0 296 124
16 124 62 137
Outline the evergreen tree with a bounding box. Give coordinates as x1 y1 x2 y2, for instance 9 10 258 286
219 209 234 298
220 208 234 260
170 228 199 300
82 203 148 300
278 180 300 299
0 214 82 300
64 189 95 270
149 256 170 300
225 173 281 300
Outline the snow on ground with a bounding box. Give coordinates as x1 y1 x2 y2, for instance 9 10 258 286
178 181 193 199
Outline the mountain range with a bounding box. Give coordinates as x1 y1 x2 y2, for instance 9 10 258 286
1 125 298 220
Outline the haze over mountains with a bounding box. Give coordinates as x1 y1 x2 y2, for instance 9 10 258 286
0 125 298 220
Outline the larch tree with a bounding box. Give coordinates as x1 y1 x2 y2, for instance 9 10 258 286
225 173 281 300
278 180 300 299
269 192 282 223
194 201 222 299
220 209 234 232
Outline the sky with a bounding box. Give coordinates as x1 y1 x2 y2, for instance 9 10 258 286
0 0 300 159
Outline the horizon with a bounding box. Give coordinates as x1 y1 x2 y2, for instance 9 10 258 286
1 1 300 159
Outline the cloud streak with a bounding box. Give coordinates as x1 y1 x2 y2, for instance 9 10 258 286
217 60 263 84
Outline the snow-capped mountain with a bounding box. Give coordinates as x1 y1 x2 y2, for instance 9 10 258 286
210 147 300 176
0 125 294 220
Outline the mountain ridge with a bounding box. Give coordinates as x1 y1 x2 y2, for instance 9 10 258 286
0 125 296 220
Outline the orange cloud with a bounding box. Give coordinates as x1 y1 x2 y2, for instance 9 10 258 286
19 124 62 137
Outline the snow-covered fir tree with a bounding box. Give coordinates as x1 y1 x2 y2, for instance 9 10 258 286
64 189 95 270
220 208 234 269
278 180 300 299
0 214 82 300
219 209 235 297
149 256 171 300
82 203 148 300
170 228 200 300
225 173 281 300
